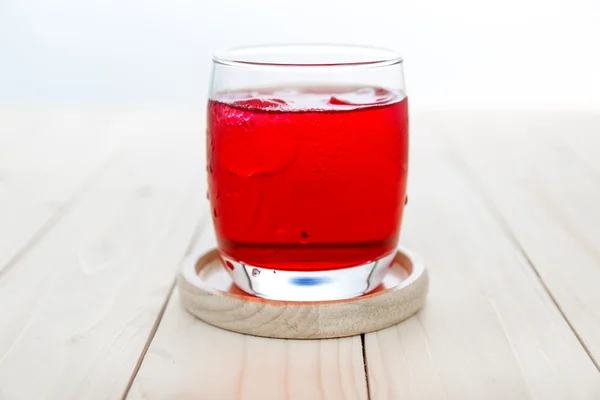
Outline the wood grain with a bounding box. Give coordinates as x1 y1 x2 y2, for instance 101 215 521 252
0 110 121 272
127 228 369 400
0 113 207 400
443 112 600 366
363 118 600 400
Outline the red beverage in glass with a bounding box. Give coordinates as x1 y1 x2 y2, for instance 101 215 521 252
207 86 408 272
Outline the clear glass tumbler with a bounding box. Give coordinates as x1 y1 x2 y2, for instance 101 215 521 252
206 44 408 301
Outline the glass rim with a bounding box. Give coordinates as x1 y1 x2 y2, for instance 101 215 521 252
212 43 403 68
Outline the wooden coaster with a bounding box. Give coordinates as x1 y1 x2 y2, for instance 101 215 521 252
177 248 428 339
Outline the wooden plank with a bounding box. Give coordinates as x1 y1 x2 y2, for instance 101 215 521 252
0 110 121 271
0 115 207 400
126 227 369 400
557 113 600 178
364 118 600 400
0 182 56 273
443 112 600 366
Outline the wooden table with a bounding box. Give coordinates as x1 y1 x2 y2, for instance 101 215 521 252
1 109 599 399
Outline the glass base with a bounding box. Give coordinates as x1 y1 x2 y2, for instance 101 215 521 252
220 251 397 301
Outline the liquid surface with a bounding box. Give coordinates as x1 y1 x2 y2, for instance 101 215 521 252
207 86 409 271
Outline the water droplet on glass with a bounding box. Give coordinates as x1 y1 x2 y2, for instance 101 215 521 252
252 268 260 277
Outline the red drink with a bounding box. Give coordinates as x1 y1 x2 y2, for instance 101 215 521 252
207 86 408 272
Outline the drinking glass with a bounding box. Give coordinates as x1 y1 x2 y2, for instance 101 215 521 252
207 44 408 301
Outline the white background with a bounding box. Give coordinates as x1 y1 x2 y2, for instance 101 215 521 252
1 0 599 109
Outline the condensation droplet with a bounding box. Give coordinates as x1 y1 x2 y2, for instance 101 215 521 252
252 268 260 277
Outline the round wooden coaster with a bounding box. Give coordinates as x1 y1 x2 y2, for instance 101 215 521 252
177 248 428 339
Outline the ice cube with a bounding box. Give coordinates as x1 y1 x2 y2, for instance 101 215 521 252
234 98 288 110
273 88 299 97
357 87 376 95
327 96 354 106
327 88 394 107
